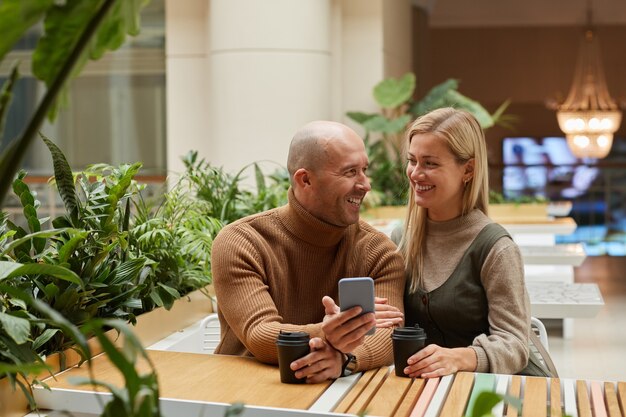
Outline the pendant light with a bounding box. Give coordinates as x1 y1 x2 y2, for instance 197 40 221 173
556 7 622 159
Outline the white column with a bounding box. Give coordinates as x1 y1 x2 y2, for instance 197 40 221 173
208 0 332 173
165 0 209 176
334 0 412 132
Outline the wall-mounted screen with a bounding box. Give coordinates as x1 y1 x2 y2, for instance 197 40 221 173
502 137 604 200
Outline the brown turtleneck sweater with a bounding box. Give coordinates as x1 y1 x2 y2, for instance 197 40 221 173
211 189 405 371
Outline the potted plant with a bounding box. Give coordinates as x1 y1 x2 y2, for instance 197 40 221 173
487 190 551 222
0 2 174 415
347 72 515 217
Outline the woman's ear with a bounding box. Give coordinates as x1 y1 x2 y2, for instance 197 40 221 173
464 158 475 180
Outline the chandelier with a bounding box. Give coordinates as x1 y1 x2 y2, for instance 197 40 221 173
556 22 622 159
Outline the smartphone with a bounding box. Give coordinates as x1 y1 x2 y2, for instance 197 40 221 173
338 277 376 335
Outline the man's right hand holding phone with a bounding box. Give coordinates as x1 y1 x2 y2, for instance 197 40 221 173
321 296 376 353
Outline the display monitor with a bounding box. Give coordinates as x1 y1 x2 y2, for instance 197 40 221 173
501 137 601 200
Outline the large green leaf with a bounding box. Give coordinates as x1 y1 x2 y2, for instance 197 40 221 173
32 0 149 88
410 78 459 116
41 134 80 224
90 0 150 60
0 261 82 286
346 111 378 125
0 311 30 344
444 90 494 129
373 73 415 109
363 114 412 134
0 0 55 62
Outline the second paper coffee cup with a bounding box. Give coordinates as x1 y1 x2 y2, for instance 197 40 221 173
391 325 427 377
276 331 311 384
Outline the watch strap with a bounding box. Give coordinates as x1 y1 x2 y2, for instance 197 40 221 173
341 353 357 377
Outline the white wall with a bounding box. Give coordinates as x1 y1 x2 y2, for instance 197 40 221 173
165 0 209 176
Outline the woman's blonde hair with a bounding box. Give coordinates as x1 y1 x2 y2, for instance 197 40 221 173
398 107 489 293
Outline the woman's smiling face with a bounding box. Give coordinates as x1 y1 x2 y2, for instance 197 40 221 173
406 133 472 222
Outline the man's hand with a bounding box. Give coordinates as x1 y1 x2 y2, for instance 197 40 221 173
321 296 375 353
374 297 404 328
290 337 343 383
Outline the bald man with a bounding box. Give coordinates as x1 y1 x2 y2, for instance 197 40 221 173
211 121 405 383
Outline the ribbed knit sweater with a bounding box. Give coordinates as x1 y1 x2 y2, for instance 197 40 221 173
394 210 530 374
211 189 406 372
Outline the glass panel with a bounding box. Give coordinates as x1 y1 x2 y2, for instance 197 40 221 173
0 0 166 176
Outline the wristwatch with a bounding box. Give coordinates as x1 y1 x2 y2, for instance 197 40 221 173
341 353 357 377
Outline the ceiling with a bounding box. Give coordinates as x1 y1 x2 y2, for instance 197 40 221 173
413 0 626 27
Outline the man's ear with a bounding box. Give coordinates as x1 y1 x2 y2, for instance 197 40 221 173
293 168 312 188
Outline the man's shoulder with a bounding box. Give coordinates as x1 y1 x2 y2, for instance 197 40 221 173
215 208 282 243
353 219 397 249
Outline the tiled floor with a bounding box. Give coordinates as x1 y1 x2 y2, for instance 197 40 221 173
547 256 626 381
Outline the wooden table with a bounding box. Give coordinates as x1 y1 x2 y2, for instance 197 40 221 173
34 351 335 416
34 351 626 417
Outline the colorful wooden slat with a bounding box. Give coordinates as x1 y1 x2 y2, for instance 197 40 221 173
550 378 562 417
464 373 497 417
439 372 475 417
522 376 548 417
409 377 440 417
332 368 379 414
365 373 413 417
590 381 608 417
506 375 522 417
346 366 390 416
617 382 626 417
424 374 454 417
576 380 592 417
491 374 510 417
562 378 578 417
603 382 621 417
395 379 426 417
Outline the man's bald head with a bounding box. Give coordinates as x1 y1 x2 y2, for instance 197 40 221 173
287 121 360 182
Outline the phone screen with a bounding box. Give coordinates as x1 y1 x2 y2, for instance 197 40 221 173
338 277 375 335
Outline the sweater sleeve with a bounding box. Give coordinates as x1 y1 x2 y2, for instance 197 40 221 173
352 232 406 371
211 224 323 364
470 237 530 374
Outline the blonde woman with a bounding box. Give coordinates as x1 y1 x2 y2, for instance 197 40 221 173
390 107 544 378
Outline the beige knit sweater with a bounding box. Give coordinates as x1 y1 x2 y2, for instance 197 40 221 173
395 209 530 374
211 190 406 372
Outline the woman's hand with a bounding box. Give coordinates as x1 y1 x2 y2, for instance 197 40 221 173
401 345 477 378
374 297 404 328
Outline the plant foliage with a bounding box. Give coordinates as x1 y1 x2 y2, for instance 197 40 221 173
348 72 515 207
